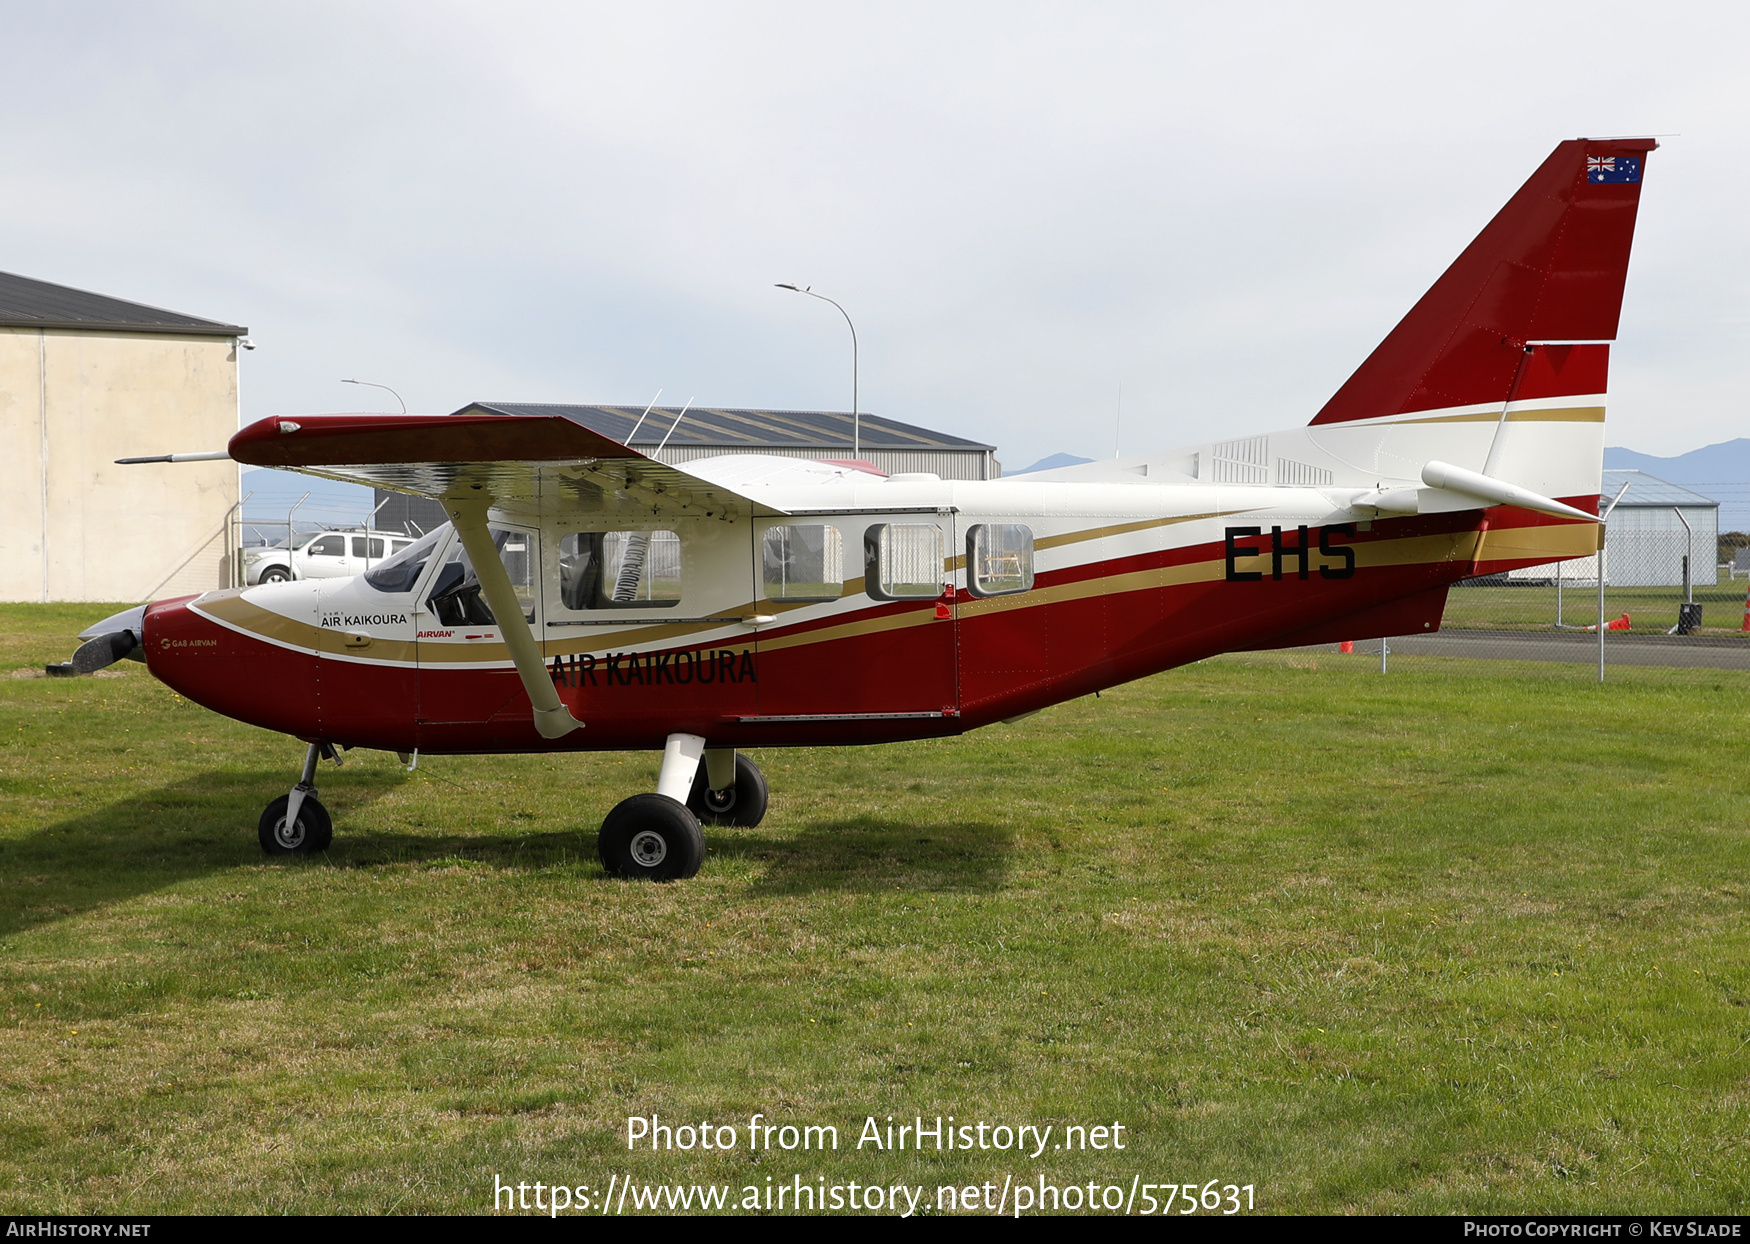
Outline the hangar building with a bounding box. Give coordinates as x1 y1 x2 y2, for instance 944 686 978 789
0 271 247 603
1509 469 1720 587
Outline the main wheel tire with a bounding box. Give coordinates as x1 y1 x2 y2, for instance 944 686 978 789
599 794 705 881
686 753 769 828
259 566 292 583
258 793 333 855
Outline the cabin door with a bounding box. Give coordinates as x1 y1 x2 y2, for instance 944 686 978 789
753 517 959 720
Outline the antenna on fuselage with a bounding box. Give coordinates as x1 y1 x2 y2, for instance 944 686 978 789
654 397 695 455
626 389 663 444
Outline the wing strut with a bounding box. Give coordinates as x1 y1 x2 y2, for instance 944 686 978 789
445 495 584 740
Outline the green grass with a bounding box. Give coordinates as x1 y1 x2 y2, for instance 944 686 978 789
4 604 1750 1214
1445 580 1750 636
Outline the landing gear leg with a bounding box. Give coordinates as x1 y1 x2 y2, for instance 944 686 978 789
259 742 334 855
687 749 768 827
598 733 706 881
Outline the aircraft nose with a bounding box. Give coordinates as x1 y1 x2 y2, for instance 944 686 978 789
141 596 201 665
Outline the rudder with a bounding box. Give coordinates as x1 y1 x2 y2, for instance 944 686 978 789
1312 137 1656 426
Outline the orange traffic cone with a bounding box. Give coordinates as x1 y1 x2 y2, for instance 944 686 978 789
1584 613 1632 632
1741 585 1750 633
1339 641 1354 653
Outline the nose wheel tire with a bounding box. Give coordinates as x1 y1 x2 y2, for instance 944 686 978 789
258 794 333 855
686 753 769 828
599 794 705 881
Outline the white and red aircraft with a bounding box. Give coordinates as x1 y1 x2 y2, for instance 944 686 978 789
60 137 1655 879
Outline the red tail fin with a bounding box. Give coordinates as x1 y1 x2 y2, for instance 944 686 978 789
1311 138 1655 425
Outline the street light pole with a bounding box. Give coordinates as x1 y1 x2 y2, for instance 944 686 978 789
341 379 408 414
776 284 859 459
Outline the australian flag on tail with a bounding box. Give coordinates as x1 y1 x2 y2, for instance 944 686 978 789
1587 155 1642 183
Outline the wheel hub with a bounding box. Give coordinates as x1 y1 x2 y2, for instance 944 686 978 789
272 816 305 850
705 786 736 815
629 830 668 867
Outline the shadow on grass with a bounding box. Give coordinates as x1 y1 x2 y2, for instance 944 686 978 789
0 768 404 937
3 773 1016 934
328 828 595 870
718 815 1016 895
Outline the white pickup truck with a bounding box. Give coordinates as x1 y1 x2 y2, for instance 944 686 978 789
245 529 420 585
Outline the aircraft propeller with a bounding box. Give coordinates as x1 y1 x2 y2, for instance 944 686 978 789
47 604 147 677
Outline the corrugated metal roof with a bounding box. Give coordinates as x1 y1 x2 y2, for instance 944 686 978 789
1602 469 1719 508
464 402 995 452
0 270 246 336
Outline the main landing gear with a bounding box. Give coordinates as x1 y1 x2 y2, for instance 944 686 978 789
599 734 768 882
259 742 336 855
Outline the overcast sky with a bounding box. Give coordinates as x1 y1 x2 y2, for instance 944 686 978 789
4 2 1745 470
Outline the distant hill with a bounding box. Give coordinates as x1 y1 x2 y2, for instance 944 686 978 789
1604 438 1750 484
1011 453 1093 475
1603 439 1750 532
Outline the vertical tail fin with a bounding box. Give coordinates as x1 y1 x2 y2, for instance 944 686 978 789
1311 137 1656 426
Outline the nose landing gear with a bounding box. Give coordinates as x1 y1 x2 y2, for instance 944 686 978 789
258 742 336 855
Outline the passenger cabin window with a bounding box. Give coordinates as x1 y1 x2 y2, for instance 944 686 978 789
426 526 536 625
560 531 682 610
763 525 844 601
307 535 344 557
967 523 1035 597
865 523 944 600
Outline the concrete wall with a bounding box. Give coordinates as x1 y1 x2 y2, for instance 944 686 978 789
0 328 238 602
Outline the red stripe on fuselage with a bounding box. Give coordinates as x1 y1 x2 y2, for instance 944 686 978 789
144 504 1595 753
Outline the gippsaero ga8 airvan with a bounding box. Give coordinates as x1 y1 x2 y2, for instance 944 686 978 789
58 138 1656 880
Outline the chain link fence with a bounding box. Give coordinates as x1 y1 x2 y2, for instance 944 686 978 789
1367 526 1750 676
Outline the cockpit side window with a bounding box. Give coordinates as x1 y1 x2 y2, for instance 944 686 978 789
364 526 446 594
425 526 537 625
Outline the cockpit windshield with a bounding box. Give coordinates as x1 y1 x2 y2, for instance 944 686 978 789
363 525 447 594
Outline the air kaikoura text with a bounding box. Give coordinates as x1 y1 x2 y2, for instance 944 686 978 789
549 647 756 688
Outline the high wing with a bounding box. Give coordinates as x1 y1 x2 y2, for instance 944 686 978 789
228 403 790 521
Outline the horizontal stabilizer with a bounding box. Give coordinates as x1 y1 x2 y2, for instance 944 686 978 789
1421 460 1597 521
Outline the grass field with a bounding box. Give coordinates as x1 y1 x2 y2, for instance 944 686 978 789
4 603 1750 1215
1444 579 1750 637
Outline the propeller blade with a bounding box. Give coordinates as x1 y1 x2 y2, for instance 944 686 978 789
47 605 148 677
47 631 136 677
